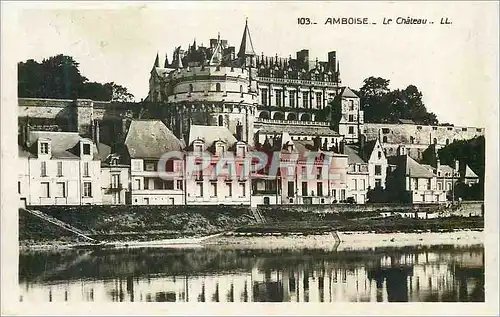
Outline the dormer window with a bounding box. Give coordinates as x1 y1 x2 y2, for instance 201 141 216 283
215 143 225 156
237 144 246 157
378 151 382 159
83 143 91 155
40 142 49 155
194 144 203 152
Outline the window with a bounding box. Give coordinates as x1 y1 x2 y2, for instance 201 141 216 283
144 178 150 190
261 89 268 106
316 167 322 179
83 144 91 155
432 127 437 130
417 126 422 130
227 182 233 196
134 179 141 190
83 182 92 197
360 179 365 190
40 142 49 154
287 181 294 197
348 126 354 134
317 182 323 196
197 182 203 197
427 179 431 190
378 151 382 159
164 180 174 190
375 179 382 189
348 115 354 122
57 161 63 177
433 138 437 145
189 84 193 94
438 182 442 190
302 92 309 108
316 93 322 108
447 182 452 190
240 183 246 196
446 139 450 145
302 182 308 196
275 90 282 107
349 100 354 111
352 179 357 190
55 182 66 198
382 136 388 143
18 181 21 194
211 182 218 197
462 127 467 132
111 174 120 188
302 166 307 177
240 85 243 97
375 165 382 176
83 162 90 177
215 83 221 92
218 115 223 126
194 144 203 152
176 180 183 190
476 128 482 132
41 182 50 198
40 161 47 177
410 136 415 144
289 91 295 108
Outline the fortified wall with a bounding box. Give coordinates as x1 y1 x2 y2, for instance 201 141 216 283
363 123 485 160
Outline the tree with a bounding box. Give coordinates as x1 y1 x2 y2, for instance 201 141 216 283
18 55 134 102
357 76 438 125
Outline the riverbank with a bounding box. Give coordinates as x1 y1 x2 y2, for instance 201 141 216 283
19 205 484 251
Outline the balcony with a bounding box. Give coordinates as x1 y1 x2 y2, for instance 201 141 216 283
257 76 339 88
255 118 330 127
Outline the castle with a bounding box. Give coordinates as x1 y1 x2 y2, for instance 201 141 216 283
17 20 483 207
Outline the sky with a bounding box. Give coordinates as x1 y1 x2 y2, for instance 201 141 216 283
12 1 499 127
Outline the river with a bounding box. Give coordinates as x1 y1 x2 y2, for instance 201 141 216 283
19 243 484 302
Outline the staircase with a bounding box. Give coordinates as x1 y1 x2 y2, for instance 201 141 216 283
21 208 100 244
251 208 267 224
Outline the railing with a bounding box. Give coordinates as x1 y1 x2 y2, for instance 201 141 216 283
257 76 339 88
255 118 330 126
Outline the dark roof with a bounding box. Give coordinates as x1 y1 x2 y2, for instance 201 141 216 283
188 125 238 149
361 139 378 161
403 155 435 178
124 120 184 159
18 145 33 158
255 123 340 137
344 145 366 164
26 131 99 160
97 143 112 162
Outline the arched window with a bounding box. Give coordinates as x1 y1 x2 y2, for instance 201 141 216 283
382 136 388 143
446 139 450 145
287 113 297 121
410 136 414 144
188 84 193 94
216 83 221 92
218 115 223 126
433 138 437 145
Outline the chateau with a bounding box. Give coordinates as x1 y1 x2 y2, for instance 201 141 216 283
17 20 483 207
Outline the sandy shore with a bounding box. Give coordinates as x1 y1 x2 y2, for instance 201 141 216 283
19 229 483 252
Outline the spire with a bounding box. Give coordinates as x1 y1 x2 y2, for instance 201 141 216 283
164 53 169 68
237 18 256 58
154 52 160 67
193 38 197 50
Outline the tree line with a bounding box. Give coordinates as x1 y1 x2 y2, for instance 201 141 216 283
18 54 134 102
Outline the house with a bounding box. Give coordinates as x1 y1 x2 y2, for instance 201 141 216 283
386 146 446 204
123 120 185 205
18 131 102 206
99 142 131 205
344 145 368 204
421 158 460 200
185 125 251 205
362 138 388 190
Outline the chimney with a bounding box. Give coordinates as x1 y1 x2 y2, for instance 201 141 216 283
328 51 337 72
455 160 459 172
313 136 321 150
94 120 100 146
378 129 382 142
340 139 345 154
359 134 366 159
236 121 243 141
436 158 441 171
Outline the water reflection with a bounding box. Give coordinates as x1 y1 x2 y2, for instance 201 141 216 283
19 245 484 302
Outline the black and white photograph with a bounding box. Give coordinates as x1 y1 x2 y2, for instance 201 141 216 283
1 1 498 315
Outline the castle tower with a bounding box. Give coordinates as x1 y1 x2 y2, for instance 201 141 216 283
237 18 256 67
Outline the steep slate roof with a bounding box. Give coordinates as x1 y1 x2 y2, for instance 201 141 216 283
188 125 238 149
18 145 33 158
344 145 366 165
464 165 479 178
237 19 256 57
124 120 184 159
154 67 170 78
255 123 340 137
97 143 112 162
26 131 99 159
341 87 359 98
